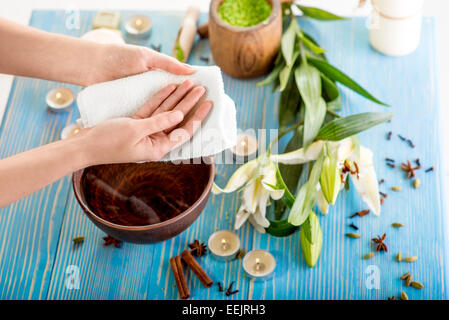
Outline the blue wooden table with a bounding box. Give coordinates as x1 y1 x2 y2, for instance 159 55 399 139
0 10 447 300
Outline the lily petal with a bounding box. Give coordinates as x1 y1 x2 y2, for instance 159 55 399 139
235 208 251 230
261 161 284 200
270 140 324 164
212 159 258 194
248 214 267 233
348 146 381 215
252 191 270 228
241 180 259 214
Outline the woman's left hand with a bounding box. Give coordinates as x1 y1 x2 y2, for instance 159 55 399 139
89 44 194 85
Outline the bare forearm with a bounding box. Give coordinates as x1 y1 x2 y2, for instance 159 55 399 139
0 138 91 207
0 18 109 86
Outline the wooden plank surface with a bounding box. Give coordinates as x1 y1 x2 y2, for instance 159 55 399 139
0 10 447 299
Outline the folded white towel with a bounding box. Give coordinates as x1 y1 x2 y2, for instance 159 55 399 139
76 66 237 161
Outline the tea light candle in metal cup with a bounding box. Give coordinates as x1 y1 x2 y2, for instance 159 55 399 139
208 230 240 261
125 15 152 39
242 249 276 280
231 132 258 162
61 123 81 140
46 87 74 112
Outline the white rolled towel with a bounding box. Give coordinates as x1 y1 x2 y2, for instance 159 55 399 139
76 66 237 161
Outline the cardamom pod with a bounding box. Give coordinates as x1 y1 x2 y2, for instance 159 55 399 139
401 291 409 300
413 178 421 189
363 252 375 260
406 274 413 287
396 252 402 262
391 186 402 191
400 272 410 280
404 256 418 262
345 233 361 239
392 222 404 228
411 281 424 289
72 236 85 244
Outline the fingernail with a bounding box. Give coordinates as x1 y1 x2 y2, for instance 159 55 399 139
205 101 213 110
169 110 184 122
183 79 194 87
198 86 206 95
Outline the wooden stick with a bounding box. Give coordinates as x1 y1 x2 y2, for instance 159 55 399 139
169 256 190 299
172 6 200 62
181 250 213 288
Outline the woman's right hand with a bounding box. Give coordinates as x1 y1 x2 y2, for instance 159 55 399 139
74 80 212 165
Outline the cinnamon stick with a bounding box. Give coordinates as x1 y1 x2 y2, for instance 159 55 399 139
181 250 213 288
169 256 190 299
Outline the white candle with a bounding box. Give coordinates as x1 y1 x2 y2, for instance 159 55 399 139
46 87 74 112
125 15 152 38
231 132 258 160
61 123 81 140
369 0 423 56
243 249 276 280
208 230 240 261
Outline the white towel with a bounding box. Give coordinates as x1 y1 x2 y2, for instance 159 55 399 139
76 66 237 161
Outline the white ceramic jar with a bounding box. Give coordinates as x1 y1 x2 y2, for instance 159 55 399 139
369 0 424 56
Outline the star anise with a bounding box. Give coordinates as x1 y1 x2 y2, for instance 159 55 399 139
103 235 122 248
387 296 396 300
372 233 387 252
400 160 421 179
188 239 207 257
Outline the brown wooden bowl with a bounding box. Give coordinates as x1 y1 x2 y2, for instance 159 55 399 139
209 0 282 78
72 159 214 244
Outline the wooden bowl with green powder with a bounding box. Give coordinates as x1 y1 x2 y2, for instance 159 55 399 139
209 0 282 78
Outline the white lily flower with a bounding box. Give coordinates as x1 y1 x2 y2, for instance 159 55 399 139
213 155 283 233
271 137 381 215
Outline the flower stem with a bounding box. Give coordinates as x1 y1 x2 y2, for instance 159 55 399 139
267 121 304 154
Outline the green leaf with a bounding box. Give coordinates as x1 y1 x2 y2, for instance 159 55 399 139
307 57 388 106
316 112 394 141
298 32 326 55
266 219 298 237
281 18 299 66
288 148 325 226
294 63 326 148
256 61 285 87
300 211 322 267
265 166 298 237
297 5 347 21
273 129 303 219
302 30 327 61
321 73 339 101
279 77 300 127
278 128 303 192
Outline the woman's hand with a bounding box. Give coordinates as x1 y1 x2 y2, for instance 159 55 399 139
89 44 194 85
76 80 211 165
0 18 193 86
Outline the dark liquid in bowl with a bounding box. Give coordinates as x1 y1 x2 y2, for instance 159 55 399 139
81 162 211 226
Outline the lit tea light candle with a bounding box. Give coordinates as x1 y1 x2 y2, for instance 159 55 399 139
231 132 258 162
208 230 240 261
46 87 74 112
242 249 276 280
125 15 152 38
61 123 81 140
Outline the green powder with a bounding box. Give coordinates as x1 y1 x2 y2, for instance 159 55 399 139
217 0 272 27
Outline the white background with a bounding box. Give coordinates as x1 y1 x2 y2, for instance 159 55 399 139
0 0 448 205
